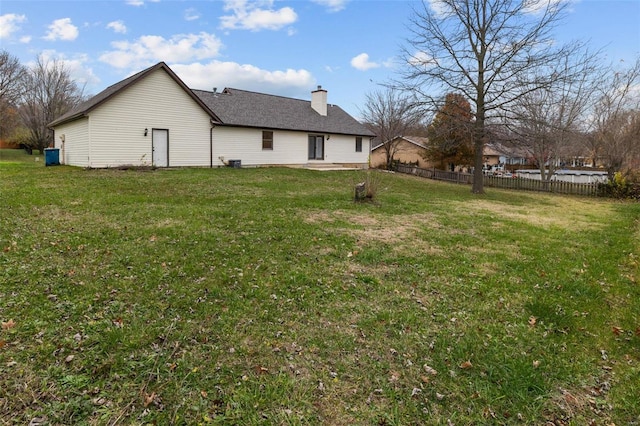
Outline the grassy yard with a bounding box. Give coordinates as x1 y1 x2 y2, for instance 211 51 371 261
1 149 639 425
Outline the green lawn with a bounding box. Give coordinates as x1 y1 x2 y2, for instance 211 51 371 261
1 149 639 425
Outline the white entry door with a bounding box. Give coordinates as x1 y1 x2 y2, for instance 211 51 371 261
152 129 169 167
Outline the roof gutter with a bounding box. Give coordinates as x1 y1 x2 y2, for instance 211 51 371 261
48 112 88 128
210 120 216 168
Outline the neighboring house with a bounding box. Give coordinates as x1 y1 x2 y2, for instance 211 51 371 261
370 136 535 172
482 144 503 168
370 136 433 169
483 142 532 171
49 62 374 169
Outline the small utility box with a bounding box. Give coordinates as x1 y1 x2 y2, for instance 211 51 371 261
228 159 241 168
44 148 60 166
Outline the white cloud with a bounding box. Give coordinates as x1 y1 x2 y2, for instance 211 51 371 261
30 50 100 88
429 0 568 18
0 13 27 39
184 8 201 21
99 32 224 69
172 61 315 98
350 53 380 71
523 0 568 15
220 0 297 31
20 35 32 43
125 0 160 6
44 18 79 41
106 20 127 34
311 0 348 12
408 51 437 68
427 0 453 17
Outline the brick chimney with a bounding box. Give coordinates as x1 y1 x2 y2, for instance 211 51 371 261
311 85 327 116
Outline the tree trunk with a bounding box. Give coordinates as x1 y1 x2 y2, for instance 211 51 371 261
472 95 485 194
472 138 485 194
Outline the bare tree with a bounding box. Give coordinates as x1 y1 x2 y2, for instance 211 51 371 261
19 55 84 153
0 50 26 141
360 87 424 170
509 49 601 182
590 59 640 181
401 0 577 193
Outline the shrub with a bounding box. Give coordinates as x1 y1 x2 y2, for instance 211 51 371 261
597 172 640 199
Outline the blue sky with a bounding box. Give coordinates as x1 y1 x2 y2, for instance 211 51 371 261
1 0 639 118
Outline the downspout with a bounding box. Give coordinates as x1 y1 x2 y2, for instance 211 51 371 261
210 121 215 168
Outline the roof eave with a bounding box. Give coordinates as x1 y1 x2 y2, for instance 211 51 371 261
215 122 374 137
48 112 87 128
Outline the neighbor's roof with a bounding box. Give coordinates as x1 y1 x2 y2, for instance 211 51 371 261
48 62 220 127
371 135 429 151
485 142 530 158
193 88 375 137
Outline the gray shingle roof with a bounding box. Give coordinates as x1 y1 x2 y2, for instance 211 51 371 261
193 88 375 137
371 135 429 151
49 61 374 138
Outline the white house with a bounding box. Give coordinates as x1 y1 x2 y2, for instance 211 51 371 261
49 62 375 169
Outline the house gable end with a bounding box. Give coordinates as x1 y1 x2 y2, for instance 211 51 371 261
49 62 220 127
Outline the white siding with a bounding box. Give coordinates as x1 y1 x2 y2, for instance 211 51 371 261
212 127 307 166
324 134 370 165
53 119 89 167
86 69 212 168
212 127 370 167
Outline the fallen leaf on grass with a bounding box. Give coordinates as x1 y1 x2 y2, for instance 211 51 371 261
533 360 541 368
612 326 623 336
28 417 47 426
253 365 269 375
635 327 640 337
2 319 16 330
423 365 438 376
64 355 75 363
528 316 537 327
459 360 473 370
143 392 156 408
92 397 108 406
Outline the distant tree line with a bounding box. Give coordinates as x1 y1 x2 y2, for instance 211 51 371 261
0 51 85 154
361 0 640 192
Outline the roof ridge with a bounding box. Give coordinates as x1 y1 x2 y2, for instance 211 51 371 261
200 87 313 104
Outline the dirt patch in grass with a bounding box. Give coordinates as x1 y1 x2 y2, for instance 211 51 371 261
303 210 445 256
458 198 613 231
545 381 615 425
